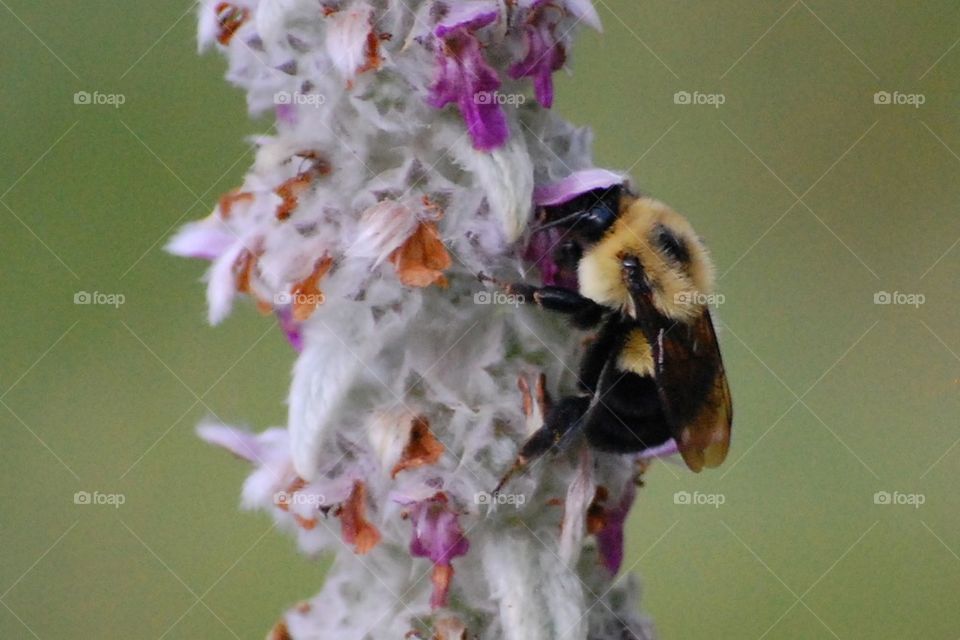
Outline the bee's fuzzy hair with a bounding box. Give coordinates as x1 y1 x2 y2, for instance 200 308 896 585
578 197 715 323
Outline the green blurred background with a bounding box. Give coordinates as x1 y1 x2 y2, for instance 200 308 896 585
2 1 959 638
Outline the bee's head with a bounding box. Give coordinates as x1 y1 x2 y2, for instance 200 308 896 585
536 185 625 243
577 197 715 322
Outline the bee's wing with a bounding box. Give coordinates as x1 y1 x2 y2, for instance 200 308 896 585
651 311 732 471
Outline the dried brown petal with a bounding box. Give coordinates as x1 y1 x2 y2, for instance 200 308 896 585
389 221 451 288
430 563 454 608
215 3 249 46
290 256 333 321
268 620 292 640
218 189 253 219
586 486 609 535
391 416 445 478
358 31 385 74
274 154 331 220
233 248 258 294
339 481 382 554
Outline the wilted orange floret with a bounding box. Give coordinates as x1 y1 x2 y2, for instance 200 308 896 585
275 153 332 220
358 31 385 74
275 174 312 221
274 477 308 512
391 416 445 478
267 621 292 640
218 189 253 219
338 481 381 554
290 256 333 322
586 486 610 535
431 564 455 608
389 221 452 288
215 3 249 45
233 248 258 294
293 514 318 530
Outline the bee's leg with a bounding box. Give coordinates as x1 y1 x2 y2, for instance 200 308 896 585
502 283 605 329
519 395 590 458
494 394 590 495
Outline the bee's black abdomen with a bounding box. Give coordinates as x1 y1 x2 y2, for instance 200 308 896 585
583 372 672 453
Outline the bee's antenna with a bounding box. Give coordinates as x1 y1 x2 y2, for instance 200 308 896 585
528 211 583 234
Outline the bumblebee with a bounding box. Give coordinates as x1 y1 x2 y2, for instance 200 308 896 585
493 186 732 476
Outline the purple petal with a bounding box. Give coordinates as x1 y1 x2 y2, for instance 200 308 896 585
276 306 304 352
533 168 625 206
638 438 679 460
434 0 499 37
408 494 470 564
275 103 297 126
165 218 236 261
197 423 264 462
508 17 566 108
563 0 602 31
428 31 508 151
595 482 636 574
523 227 579 290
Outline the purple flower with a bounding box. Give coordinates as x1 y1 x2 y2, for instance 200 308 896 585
594 482 636 575
434 0 499 38
508 3 567 108
165 216 236 261
276 306 304 352
533 168 624 206
523 226 579 290
428 11 508 151
405 492 470 608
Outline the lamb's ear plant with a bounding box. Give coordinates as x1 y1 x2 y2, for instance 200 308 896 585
170 1 662 637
